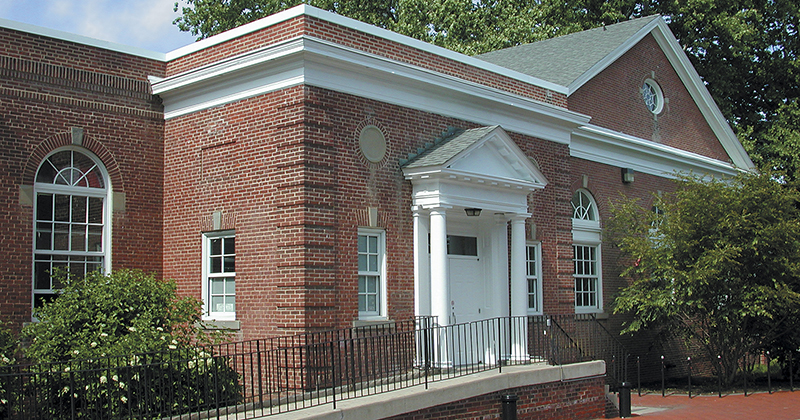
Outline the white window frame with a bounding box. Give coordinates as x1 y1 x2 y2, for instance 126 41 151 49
32 147 111 315
573 244 602 313
358 228 387 320
202 230 236 321
526 242 543 315
571 189 603 313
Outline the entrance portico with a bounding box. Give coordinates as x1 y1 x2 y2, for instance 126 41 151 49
403 126 547 364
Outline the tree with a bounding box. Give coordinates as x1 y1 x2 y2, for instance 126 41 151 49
608 172 800 385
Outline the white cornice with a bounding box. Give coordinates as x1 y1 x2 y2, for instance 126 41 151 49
164 5 566 95
572 125 744 178
152 36 589 144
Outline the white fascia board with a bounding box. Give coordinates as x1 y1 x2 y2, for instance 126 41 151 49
567 18 661 95
0 17 165 61
154 35 590 142
572 125 744 178
649 21 755 171
164 5 567 95
302 37 588 144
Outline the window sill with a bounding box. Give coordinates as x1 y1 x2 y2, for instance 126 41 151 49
198 320 240 330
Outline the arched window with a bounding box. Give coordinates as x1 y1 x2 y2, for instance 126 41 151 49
571 189 602 313
33 148 110 311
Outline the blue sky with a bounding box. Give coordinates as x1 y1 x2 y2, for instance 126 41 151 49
0 0 199 53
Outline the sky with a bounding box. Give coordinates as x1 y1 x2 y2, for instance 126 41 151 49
0 0 199 53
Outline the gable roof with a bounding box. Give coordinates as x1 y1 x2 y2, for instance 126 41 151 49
477 16 754 171
402 125 548 190
477 16 660 91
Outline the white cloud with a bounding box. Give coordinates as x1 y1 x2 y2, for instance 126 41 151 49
0 0 197 52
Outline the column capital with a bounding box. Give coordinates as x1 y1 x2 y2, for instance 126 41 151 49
509 213 531 223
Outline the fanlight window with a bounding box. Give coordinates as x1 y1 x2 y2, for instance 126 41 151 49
571 190 596 221
33 149 108 311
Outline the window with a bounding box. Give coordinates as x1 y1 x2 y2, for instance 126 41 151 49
526 243 542 314
203 231 235 320
358 229 385 319
33 148 109 311
641 79 664 114
573 245 600 310
571 189 602 313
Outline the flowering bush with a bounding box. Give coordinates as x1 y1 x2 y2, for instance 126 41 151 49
19 269 241 418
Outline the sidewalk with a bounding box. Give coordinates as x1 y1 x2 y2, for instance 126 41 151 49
611 391 800 419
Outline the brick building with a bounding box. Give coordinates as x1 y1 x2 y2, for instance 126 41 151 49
1 5 751 352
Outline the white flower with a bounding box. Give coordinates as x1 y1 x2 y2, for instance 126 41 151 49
127 327 136 332
72 350 79 355
100 376 107 384
100 333 108 338
64 367 71 372
90 342 97 348
168 345 177 350
171 339 178 345
1 399 7 404
112 375 118 382
156 327 164 332
121 396 128 403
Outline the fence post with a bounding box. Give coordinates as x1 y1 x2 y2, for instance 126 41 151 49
767 352 772 394
687 357 692 398
637 356 641 397
330 340 336 410
717 355 722 398
743 356 748 397
791 351 794 392
660 355 665 397
619 382 632 418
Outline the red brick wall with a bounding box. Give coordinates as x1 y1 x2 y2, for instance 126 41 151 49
569 34 731 163
0 28 166 331
384 376 605 420
162 81 583 340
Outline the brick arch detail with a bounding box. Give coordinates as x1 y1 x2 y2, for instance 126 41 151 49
21 131 125 194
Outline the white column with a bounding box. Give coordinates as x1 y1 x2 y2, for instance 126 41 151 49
491 213 509 318
510 214 530 361
412 206 423 318
429 207 449 327
429 207 451 367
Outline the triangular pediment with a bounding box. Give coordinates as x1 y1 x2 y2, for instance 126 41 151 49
402 126 547 190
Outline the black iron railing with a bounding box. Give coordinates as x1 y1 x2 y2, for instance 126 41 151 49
0 315 624 419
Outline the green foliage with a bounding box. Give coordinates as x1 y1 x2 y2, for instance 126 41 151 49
0 321 17 417
608 172 800 385
17 269 241 418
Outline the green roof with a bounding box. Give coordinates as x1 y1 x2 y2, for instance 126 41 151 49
476 16 660 87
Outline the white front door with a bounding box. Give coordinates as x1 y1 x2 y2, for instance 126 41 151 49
449 255 485 324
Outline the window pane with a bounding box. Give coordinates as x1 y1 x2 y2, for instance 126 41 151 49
223 256 235 273
37 194 53 221
72 197 86 223
358 254 367 272
211 279 224 294
366 295 377 312
71 227 86 252
358 295 367 312
210 238 221 256
225 279 235 294
53 223 70 250
368 254 378 272
54 195 70 222
211 296 224 312
358 235 367 253
224 237 234 254
36 223 52 250
87 225 103 252
34 261 51 289
368 236 378 253
88 197 103 223
211 256 222 273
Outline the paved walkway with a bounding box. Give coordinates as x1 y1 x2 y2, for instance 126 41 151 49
612 391 800 419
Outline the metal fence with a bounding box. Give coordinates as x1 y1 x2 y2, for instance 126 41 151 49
0 315 624 419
